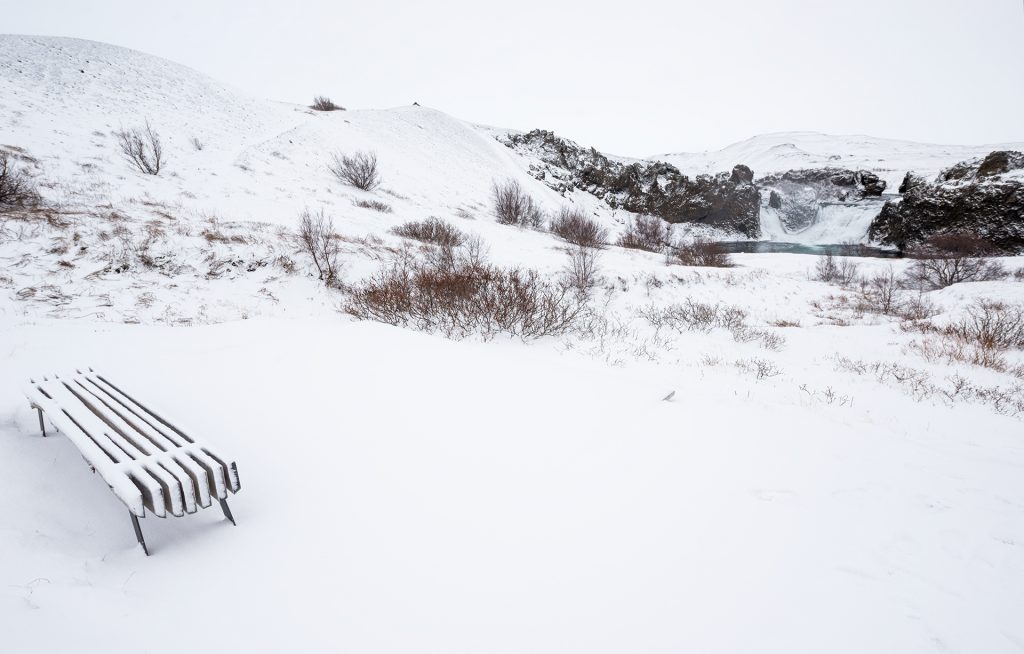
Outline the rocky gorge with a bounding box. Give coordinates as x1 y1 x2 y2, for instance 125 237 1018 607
499 130 1023 252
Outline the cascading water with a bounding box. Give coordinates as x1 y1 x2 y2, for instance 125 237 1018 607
759 196 891 244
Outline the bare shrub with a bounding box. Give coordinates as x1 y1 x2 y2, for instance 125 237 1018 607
311 96 343 111
945 300 1024 350
189 136 204 151
492 178 544 228
904 234 1006 290
735 358 782 380
298 208 341 285
346 243 586 340
0 153 41 209
392 217 466 247
857 267 902 315
328 151 380 191
549 207 607 248
814 254 859 284
275 255 298 274
835 355 1024 416
563 245 602 295
907 337 1024 379
747 329 786 351
642 299 733 333
354 199 392 213
670 237 734 268
896 294 939 322
1014 268 1024 282
617 215 667 253
641 299 784 350
116 120 164 175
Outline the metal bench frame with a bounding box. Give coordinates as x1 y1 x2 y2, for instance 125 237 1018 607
23 368 241 555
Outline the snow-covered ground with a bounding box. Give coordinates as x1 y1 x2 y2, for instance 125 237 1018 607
2 35 1024 653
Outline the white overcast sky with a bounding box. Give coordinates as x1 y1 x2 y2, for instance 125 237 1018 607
6 0 1024 156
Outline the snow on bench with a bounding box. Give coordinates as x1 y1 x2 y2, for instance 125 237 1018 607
23 368 240 555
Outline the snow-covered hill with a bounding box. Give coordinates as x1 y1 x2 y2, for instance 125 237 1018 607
656 131 1024 193
0 35 582 229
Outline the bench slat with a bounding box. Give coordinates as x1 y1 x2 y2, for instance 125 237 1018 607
74 376 214 508
87 372 238 495
66 379 201 514
84 375 189 450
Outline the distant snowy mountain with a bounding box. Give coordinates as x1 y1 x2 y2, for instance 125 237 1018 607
655 131 1024 192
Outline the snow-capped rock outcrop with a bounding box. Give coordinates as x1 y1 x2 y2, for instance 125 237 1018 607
868 151 1024 252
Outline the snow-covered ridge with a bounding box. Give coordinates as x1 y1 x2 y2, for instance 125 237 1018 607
655 131 1024 192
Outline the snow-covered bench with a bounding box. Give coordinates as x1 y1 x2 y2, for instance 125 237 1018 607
23 368 241 555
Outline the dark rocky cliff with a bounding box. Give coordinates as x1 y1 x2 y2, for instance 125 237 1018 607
501 130 761 237
869 151 1024 252
499 129 890 240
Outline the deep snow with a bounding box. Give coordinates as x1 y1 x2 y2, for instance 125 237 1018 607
2 315 1023 653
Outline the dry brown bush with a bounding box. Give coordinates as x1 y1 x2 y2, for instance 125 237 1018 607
670 237 734 267
328 151 380 191
392 217 466 247
549 207 607 248
298 208 341 285
492 179 544 228
907 338 1024 378
904 234 1005 290
347 243 586 339
617 215 667 253
116 121 164 175
944 300 1024 350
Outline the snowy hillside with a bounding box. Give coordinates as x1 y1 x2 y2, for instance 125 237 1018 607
2 35 1024 654
657 131 1024 192
0 35 582 229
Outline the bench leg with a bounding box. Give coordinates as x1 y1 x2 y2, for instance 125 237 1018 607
36 407 46 437
130 512 149 556
219 498 236 526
